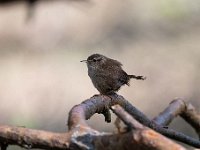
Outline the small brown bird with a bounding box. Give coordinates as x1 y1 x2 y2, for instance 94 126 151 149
81 54 146 95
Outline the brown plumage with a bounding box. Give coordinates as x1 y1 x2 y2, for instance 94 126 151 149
81 54 146 95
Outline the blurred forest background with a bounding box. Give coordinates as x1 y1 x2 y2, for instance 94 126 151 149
0 0 200 149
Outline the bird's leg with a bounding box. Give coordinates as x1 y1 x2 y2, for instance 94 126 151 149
90 94 112 123
101 108 111 123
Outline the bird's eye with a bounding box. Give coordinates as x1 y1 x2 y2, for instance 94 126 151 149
93 57 101 62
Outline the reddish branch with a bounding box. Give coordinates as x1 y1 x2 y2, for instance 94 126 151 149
68 94 200 148
0 94 200 149
0 125 70 149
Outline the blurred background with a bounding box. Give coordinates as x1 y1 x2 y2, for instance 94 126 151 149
0 0 200 149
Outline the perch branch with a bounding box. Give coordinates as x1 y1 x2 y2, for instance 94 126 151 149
68 94 200 148
0 94 199 149
68 95 187 150
68 94 151 130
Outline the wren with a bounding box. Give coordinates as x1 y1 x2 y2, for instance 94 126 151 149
81 54 146 95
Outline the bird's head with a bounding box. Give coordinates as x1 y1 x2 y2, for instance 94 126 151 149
81 54 107 69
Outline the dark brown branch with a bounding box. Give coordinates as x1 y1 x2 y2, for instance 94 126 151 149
181 102 200 139
68 101 186 150
0 94 199 149
150 123 200 148
111 105 143 130
153 98 200 139
68 94 200 148
111 105 186 150
68 94 151 130
153 99 186 126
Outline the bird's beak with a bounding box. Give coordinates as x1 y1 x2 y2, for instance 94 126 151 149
80 60 87 62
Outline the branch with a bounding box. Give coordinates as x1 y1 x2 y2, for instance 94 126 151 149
68 94 200 148
68 95 186 150
111 105 143 130
0 94 199 149
181 102 200 139
0 125 70 149
153 99 186 126
153 98 200 139
111 105 186 150
68 94 151 130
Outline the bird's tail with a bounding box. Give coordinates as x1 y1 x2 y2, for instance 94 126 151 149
128 75 146 80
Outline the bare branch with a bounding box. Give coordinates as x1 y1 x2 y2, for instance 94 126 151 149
68 94 152 130
0 125 70 149
153 98 200 139
111 105 144 130
181 102 200 139
68 94 200 148
111 105 186 150
153 99 186 126
0 94 199 149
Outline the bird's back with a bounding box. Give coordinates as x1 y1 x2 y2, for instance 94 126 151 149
88 58 130 94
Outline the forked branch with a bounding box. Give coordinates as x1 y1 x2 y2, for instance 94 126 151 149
0 94 200 150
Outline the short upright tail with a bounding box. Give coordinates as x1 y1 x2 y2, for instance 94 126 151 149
128 75 146 80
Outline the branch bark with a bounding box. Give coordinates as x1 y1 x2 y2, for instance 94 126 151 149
153 98 200 139
0 94 199 149
111 105 186 150
0 125 70 149
68 94 200 148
